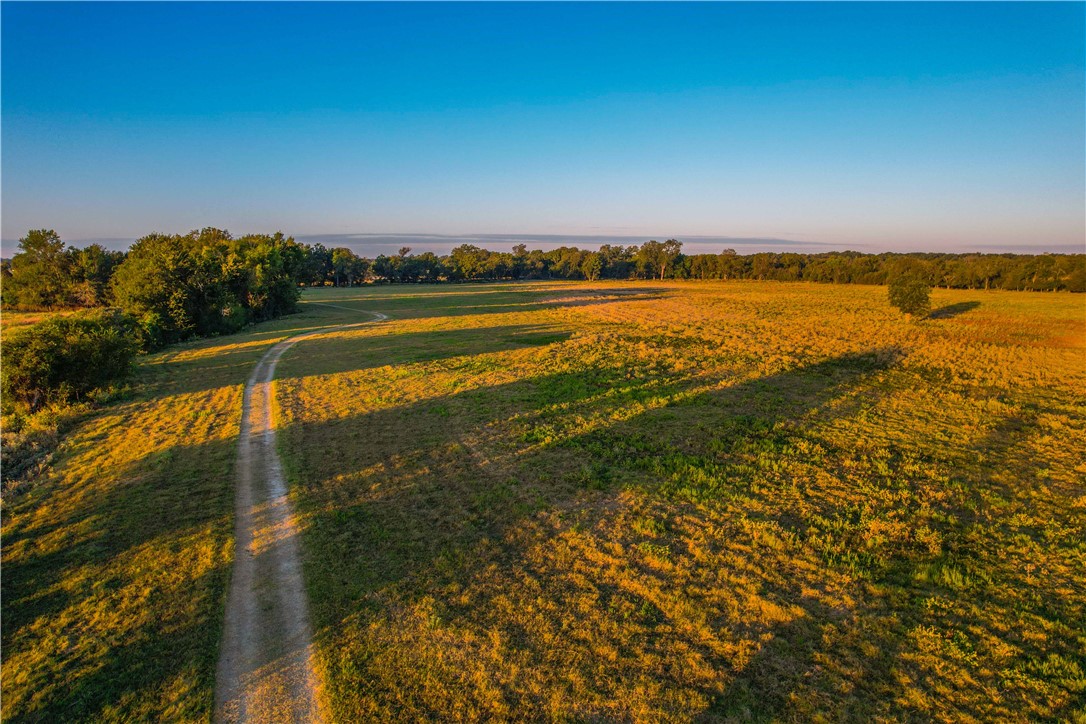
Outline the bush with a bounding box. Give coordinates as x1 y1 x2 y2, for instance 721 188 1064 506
888 274 931 317
1 309 140 413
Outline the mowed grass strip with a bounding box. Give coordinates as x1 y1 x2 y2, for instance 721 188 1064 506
0 306 365 722
277 282 1086 721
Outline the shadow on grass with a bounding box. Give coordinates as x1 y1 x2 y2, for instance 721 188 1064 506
300 284 668 323
277 346 907 716
1 433 239 722
929 300 980 319
274 323 573 382
3 561 230 724
14 323 1069 719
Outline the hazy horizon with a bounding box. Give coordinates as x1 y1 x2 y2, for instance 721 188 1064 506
2 231 1083 261
2 3 1084 254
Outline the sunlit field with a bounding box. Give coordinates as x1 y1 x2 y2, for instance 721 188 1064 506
274 282 1085 721
3 280 1084 722
0 311 351 721
0 308 77 332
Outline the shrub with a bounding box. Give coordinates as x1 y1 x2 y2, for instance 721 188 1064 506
1 401 90 489
888 274 931 317
1 308 140 412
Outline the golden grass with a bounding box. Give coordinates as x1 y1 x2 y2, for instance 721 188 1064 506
0 308 80 332
3 281 1083 721
273 282 1085 721
0 308 366 722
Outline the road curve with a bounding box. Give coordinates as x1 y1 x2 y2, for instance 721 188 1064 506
215 310 387 723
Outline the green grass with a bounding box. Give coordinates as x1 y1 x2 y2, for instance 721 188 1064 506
3 281 1084 721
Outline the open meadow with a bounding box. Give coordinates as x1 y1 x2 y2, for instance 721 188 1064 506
280 282 1085 720
3 280 1084 721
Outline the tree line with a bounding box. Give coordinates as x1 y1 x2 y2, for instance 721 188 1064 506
303 241 1083 292
4 231 1083 324
2 228 306 423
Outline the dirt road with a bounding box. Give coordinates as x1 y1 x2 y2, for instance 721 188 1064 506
215 310 387 723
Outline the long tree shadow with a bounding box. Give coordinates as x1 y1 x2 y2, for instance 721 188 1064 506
273 323 572 382
16 328 1068 720
3 560 231 724
0 284 661 722
151 287 664 396
929 300 980 319
278 346 907 717
301 284 668 323
704 596 857 721
1 431 240 723
2 433 239 613
8 275 1077 720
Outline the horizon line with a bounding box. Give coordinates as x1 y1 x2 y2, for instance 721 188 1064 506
1 232 1082 258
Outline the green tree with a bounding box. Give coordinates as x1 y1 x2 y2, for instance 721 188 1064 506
414 252 445 282
511 243 529 279
111 229 305 347
372 254 394 282
110 233 202 347
888 274 932 317
635 239 683 280
449 244 488 280
598 244 633 279
581 252 603 281
3 229 72 308
303 243 333 286
332 247 364 286
233 232 306 320
68 244 125 306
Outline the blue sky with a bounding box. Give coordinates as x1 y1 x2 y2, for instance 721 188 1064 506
2 2 1084 255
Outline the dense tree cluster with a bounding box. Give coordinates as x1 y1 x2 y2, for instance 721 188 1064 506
3 228 306 348
298 242 1084 292
1 230 125 309
299 240 687 285
110 228 306 347
674 250 1086 292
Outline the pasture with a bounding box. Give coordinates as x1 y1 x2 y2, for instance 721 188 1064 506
277 282 1084 720
2 280 1083 721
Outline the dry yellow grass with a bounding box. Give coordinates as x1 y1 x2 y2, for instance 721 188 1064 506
0 309 79 332
1 308 365 722
274 282 1085 721
3 281 1083 721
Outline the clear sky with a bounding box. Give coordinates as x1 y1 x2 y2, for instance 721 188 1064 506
2 2 1084 255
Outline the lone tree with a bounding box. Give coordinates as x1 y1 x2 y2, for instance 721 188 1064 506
888 273 931 317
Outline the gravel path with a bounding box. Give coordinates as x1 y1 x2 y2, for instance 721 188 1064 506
215 310 387 723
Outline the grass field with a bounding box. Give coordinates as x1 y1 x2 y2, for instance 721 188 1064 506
3 280 1084 721
0 309 358 721
275 282 1085 721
